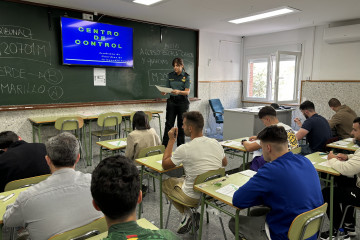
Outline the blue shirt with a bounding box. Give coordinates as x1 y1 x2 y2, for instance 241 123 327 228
232 152 323 240
302 114 332 152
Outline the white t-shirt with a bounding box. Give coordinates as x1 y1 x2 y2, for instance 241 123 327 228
171 136 225 199
253 122 299 158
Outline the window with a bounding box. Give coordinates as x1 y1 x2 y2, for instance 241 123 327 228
244 51 301 104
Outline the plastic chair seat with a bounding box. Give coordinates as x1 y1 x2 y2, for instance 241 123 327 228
91 129 118 138
4 174 51 192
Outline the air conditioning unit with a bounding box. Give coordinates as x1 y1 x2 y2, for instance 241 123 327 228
323 24 360 44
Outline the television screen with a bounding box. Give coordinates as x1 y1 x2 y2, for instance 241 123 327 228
60 17 133 67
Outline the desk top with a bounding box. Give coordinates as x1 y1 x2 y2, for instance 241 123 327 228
28 110 163 124
96 138 127 151
194 172 251 208
326 138 359 152
135 154 182 174
224 107 294 114
220 138 248 152
0 187 29 224
305 152 340 176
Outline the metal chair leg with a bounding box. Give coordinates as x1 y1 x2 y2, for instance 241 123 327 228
218 216 227 240
336 205 353 238
165 201 173 229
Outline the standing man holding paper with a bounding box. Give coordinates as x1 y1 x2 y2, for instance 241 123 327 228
161 58 190 147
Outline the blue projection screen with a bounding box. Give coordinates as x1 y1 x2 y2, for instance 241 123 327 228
61 17 133 67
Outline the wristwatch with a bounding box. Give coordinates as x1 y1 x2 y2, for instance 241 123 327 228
241 139 247 144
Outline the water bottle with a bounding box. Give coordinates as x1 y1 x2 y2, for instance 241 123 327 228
337 228 346 240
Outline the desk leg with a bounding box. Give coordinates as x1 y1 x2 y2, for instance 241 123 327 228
138 165 144 219
198 194 205 240
0 224 3 240
37 125 42 143
154 113 162 138
88 120 93 166
329 176 334 239
241 152 245 171
32 124 36 143
235 209 240 240
160 173 163 229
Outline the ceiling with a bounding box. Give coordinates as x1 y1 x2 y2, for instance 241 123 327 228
20 0 360 36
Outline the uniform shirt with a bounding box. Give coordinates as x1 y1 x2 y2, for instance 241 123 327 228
0 140 50 192
328 105 357 139
104 221 180 240
232 152 324 239
166 70 190 96
3 168 103 240
301 114 332 152
125 128 161 160
171 136 225 199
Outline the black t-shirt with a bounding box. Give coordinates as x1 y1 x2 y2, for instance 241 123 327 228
302 114 332 152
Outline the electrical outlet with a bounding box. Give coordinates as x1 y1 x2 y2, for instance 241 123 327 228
83 13 93 21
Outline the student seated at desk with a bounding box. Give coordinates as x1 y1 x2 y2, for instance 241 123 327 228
321 117 360 239
328 98 357 139
242 106 298 171
230 125 323 240
0 131 50 192
3 132 103 240
125 111 161 161
294 100 332 155
91 155 180 240
161 111 227 234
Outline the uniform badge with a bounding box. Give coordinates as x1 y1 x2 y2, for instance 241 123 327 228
182 77 186 82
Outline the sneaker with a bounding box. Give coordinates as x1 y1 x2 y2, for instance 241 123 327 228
177 214 192 234
320 229 350 240
344 223 357 236
193 212 200 232
141 184 148 198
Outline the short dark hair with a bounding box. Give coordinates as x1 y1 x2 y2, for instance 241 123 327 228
328 98 341 107
132 111 150 131
258 106 277 119
353 117 360 125
257 125 288 144
183 111 204 131
299 100 315 111
45 132 79 167
172 58 184 67
91 155 140 220
0 131 19 149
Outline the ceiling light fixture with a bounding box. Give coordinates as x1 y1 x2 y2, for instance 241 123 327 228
133 0 163 6
229 6 299 24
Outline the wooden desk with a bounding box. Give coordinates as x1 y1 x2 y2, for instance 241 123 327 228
135 154 182 229
220 138 250 171
0 188 29 240
96 138 127 161
326 138 359 152
306 152 340 239
194 172 251 240
87 218 159 240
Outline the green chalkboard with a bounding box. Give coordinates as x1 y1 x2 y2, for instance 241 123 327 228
0 1 198 108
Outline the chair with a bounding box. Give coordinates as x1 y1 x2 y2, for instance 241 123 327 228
288 202 328 240
209 99 224 139
138 145 165 192
91 112 123 161
4 174 50 192
336 204 359 239
48 217 107 240
55 116 87 165
124 111 153 136
290 147 302 154
165 168 227 240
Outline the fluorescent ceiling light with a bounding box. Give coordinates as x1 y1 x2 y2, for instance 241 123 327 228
133 0 163 6
229 7 299 24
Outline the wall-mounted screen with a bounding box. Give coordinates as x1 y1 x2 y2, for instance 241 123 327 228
60 17 133 67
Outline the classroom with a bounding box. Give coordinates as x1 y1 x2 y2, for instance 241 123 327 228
0 0 360 239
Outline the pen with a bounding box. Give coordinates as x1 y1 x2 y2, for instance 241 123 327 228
213 178 226 185
3 193 15 202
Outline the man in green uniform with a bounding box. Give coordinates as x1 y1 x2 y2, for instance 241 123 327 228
91 155 180 240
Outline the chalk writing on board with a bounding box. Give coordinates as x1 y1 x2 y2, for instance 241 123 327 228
148 69 172 86
0 25 32 38
48 86 63 100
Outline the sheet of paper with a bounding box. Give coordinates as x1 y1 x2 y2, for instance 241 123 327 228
94 68 106 86
156 160 162 164
343 138 354 142
239 170 256 178
321 155 328 160
155 85 173 93
311 161 316 165
334 141 349 146
108 140 126 147
221 140 243 147
318 161 331 167
215 184 240 198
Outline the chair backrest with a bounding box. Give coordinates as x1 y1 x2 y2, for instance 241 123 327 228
288 202 328 240
97 112 123 127
55 117 84 131
137 145 165 158
48 217 107 240
4 174 51 192
194 168 226 189
290 147 302 154
209 99 224 124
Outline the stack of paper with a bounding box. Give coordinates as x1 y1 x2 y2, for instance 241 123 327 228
318 161 331 167
215 184 240 198
239 170 256 178
108 140 127 147
334 141 349 146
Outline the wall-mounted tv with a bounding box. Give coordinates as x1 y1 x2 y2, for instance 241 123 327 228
60 17 133 67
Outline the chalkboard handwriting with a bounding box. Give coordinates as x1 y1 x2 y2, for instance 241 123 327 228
164 43 179 50
139 48 193 58
0 25 32 38
141 57 169 67
148 69 172 86
0 66 62 85
48 86 63 100
1 83 46 95
0 37 51 65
